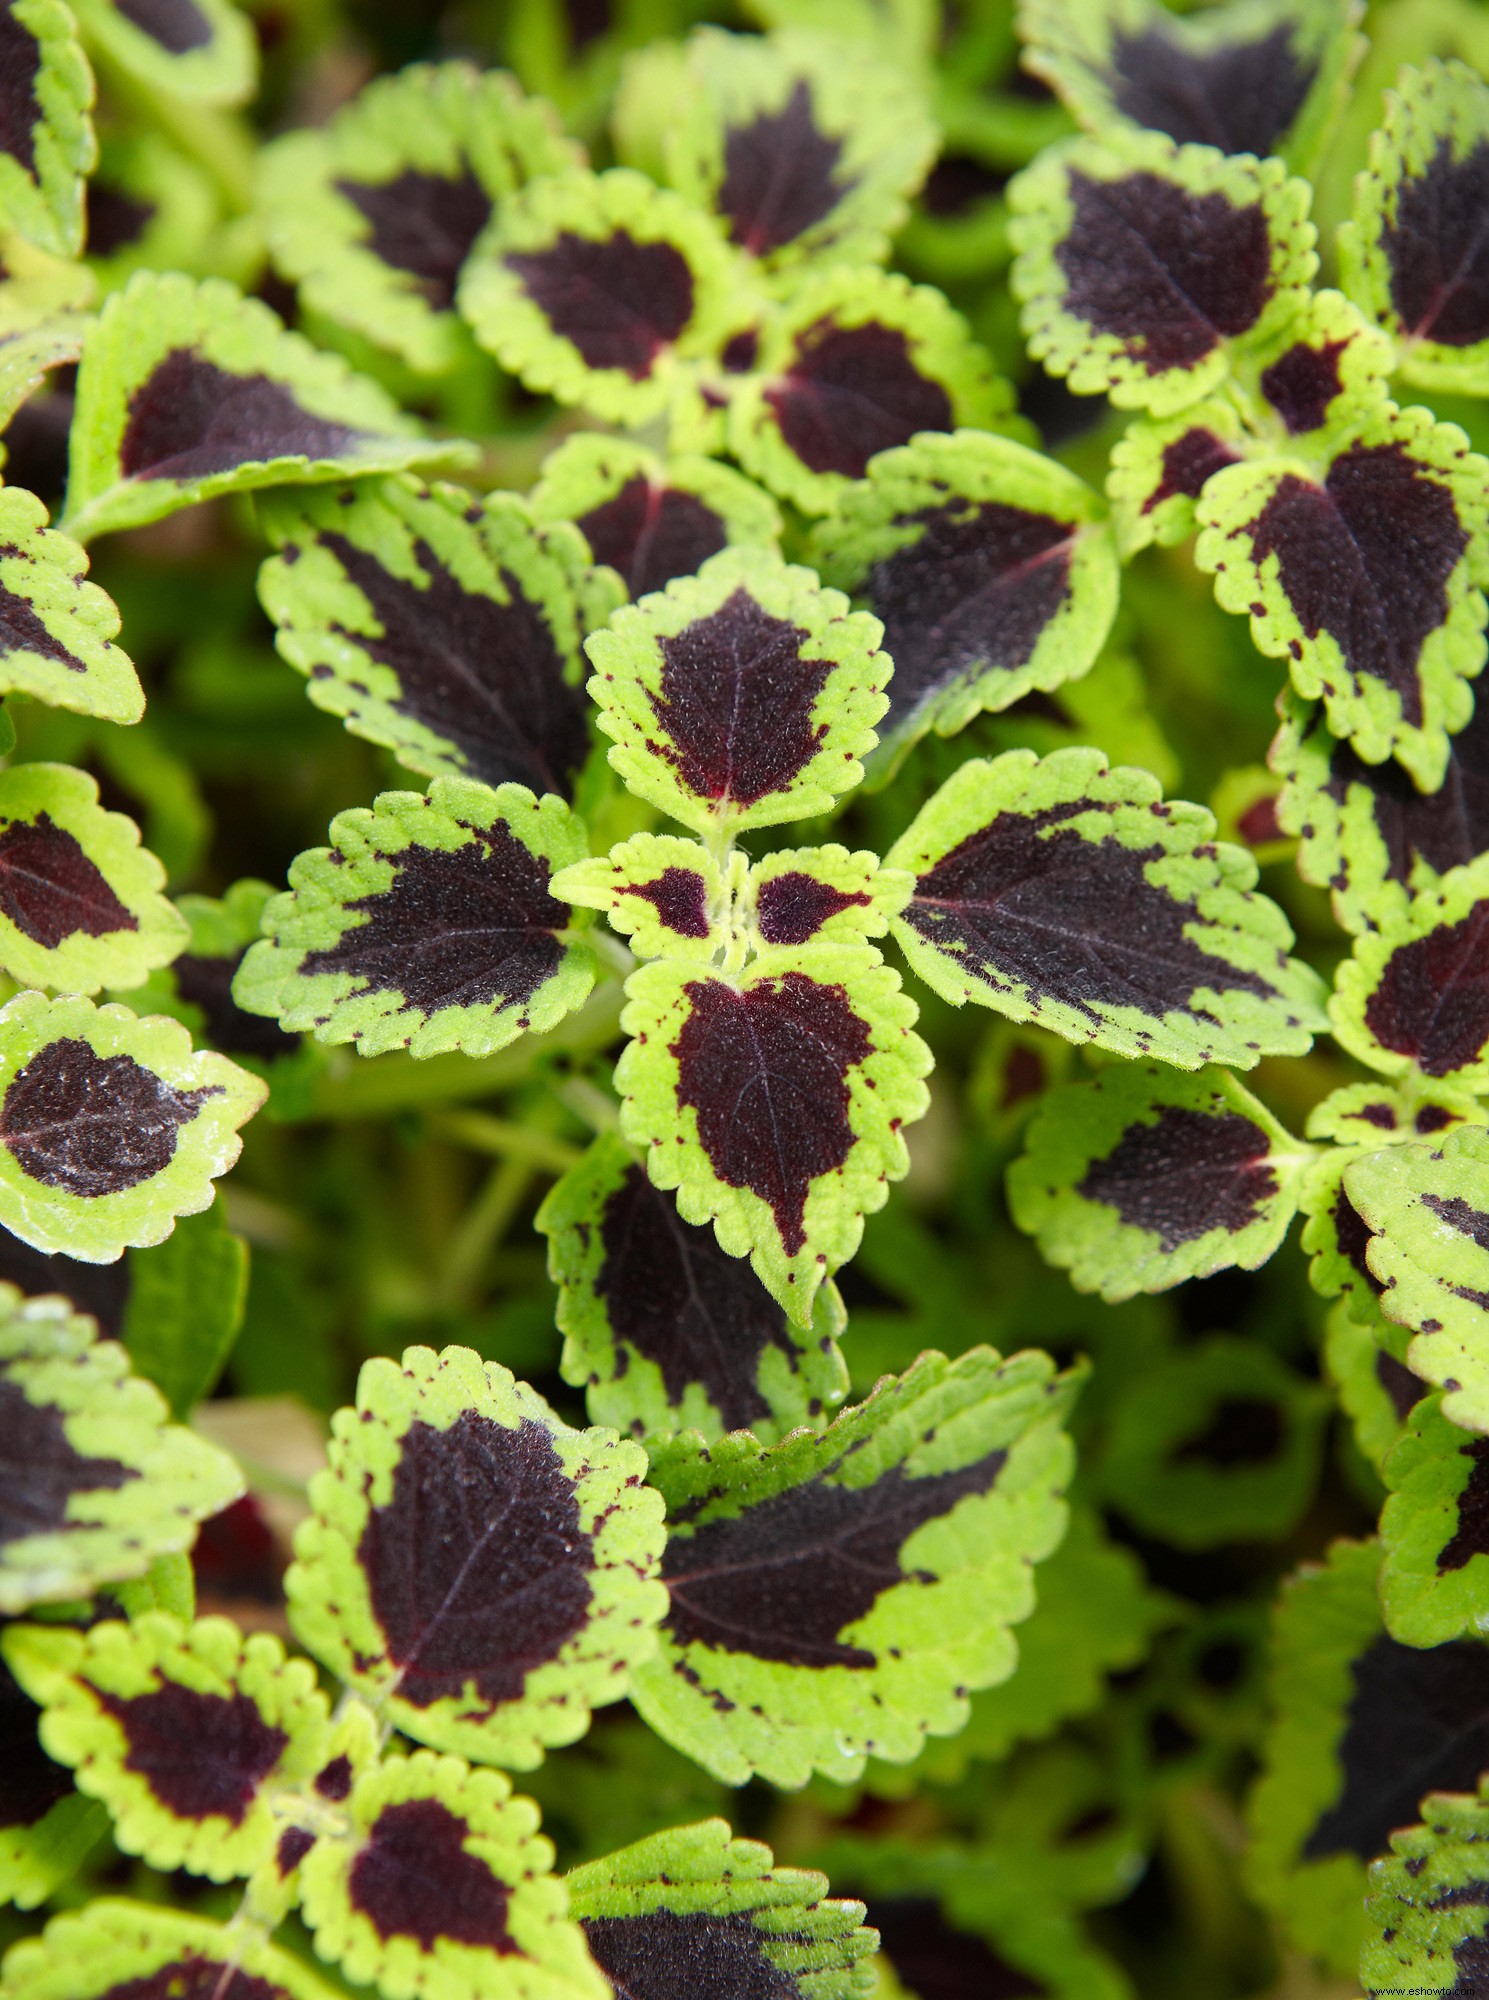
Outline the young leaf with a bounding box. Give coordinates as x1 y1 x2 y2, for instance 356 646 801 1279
257 477 620 801
657 24 936 271
552 833 725 963
615 946 931 1325
0 487 143 723
745 846 912 954
66 0 257 107
4 1611 329 1879
1380 1392 1489 1647
0 992 266 1263
1339 57 1489 395
1236 286 1395 442
0 1655 105 1909
726 264 1020 517
807 429 1119 768
884 747 1327 1069
285 1343 668 1770
1105 396 1248 555
0 1285 242 1612
537 1131 850 1447
0 1899 344 2000
1363 1784 1489 2000
1018 0 1361 173
1323 1299 1423 1473
458 165 750 427
257 60 578 375
530 433 782 602
566 1818 877 2000
0 0 95 259
1195 397 1489 791
1009 129 1317 415
1007 1062 1312 1301
585 547 889 836
628 1346 1078 1788
1272 689 1489 935
297 1748 606 2000
234 779 596 1061
1329 856 1489 1087
63 271 468 542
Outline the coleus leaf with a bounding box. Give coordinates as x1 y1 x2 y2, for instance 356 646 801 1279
257 60 578 376
530 433 782 603
744 846 912 954
234 779 595 1061
257 476 621 801
0 762 187 995
1272 689 1489 936
1346 1126 1489 1433
1323 1298 1423 1474
1237 284 1395 440
1105 395 1247 556
458 165 750 427
1007 1061 1313 1301
0 1899 344 2000
628 1345 1079 1788
1339 57 1489 396
537 1131 849 1447
3 1610 328 1879
883 747 1327 1069
1380 1392 1489 1647
62 271 469 543
808 429 1119 771
615 945 930 1326
1329 855 1489 1087
285 1343 667 1769
67 0 257 107
1195 397 1489 791
1363 1782 1489 2000
657 24 936 271
0 312 88 441
297 1747 605 2000
726 264 1020 517
0 0 95 259
1008 128 1317 416
1246 1537 1489 1974
0 1654 104 1911
566 1818 877 2000
0 992 265 1262
1017 0 1362 173
0 487 142 723
554 833 726 964
585 547 889 836
0 1285 242 1613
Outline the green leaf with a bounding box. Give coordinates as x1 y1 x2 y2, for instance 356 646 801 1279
566 1818 877 2000
1104 396 1248 556
1009 129 1316 415
0 0 95 258
744 846 912 954
807 430 1119 771
884 747 1327 1068
0 311 89 440
0 487 143 723
1339 57 1489 395
1322 1298 1423 1475
0 1899 344 2000
1195 397 1489 791
257 475 621 800
297 1747 606 2000
1008 1061 1312 1301
537 1130 850 1447
285 1343 668 1769
585 547 889 836
119 1200 249 1417
1380 1391 1489 1646
0 1654 105 1911
68 0 257 107
62 270 470 543
257 60 578 375
530 433 782 602
234 778 596 1061
628 1345 1079 1788
0 223 94 336
1234 285 1395 440
0 1285 242 1612
615 945 930 1325
458 165 752 427
554 833 726 963
1330 856 1489 1087
726 264 1021 517
4 1610 330 1878
0 991 265 1262
1363 1783 1489 1999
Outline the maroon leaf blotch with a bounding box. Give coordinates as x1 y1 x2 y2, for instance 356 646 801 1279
672 971 872 1256
0 1039 219 1196
754 872 870 946
1422 1192 1489 1253
1259 339 1346 435
1362 901 1489 1076
1318 698 1489 885
0 5 43 178
314 1753 352 1801
582 1908 802 2000
630 867 711 939
0 811 136 948
662 1446 1008 1667
576 477 728 600
298 826 568 1021
871 1898 1046 2000
349 1796 515 1951
102 1960 288 2000
119 351 371 486
276 1826 314 1876
505 230 695 380
1107 23 1317 159
113 0 213 53
1376 1349 1423 1421
1332 1185 1384 1293
0 1659 71 1829
765 320 953 478
717 80 853 257
1058 171 1273 373
1382 137 1489 349
1452 1937 1489 1998
335 169 492 312
357 1411 593 1711
0 572 88 676
0 1374 134 1552
1142 427 1239 513
1078 1106 1278 1249
1438 1436 1489 1571
173 953 299 1060
97 1683 287 1825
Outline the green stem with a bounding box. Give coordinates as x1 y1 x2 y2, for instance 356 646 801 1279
437 1156 534 1307
429 1110 581 1174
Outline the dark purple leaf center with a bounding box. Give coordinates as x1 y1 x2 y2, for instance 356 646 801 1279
335 168 492 312
766 319 953 478
1382 136 1489 349
754 872 870 946
1078 1106 1278 1249
0 810 136 948
583 1908 803 2000
0 6 43 178
0 565 88 675
506 229 695 379
1259 338 1347 435
718 80 853 257
1318 697 1489 885
576 477 728 600
1363 899 1489 1076
120 350 371 486
0 1373 134 1553
1107 22 1317 159
630 867 711 939
349 1796 515 1950
1440 1436 1489 1572
0 1038 220 1196
101 1960 287 2000
98 1682 287 1824
1142 426 1239 513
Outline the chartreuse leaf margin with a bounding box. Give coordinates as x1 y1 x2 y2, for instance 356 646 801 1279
1 1900 343 2000
0 488 143 723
